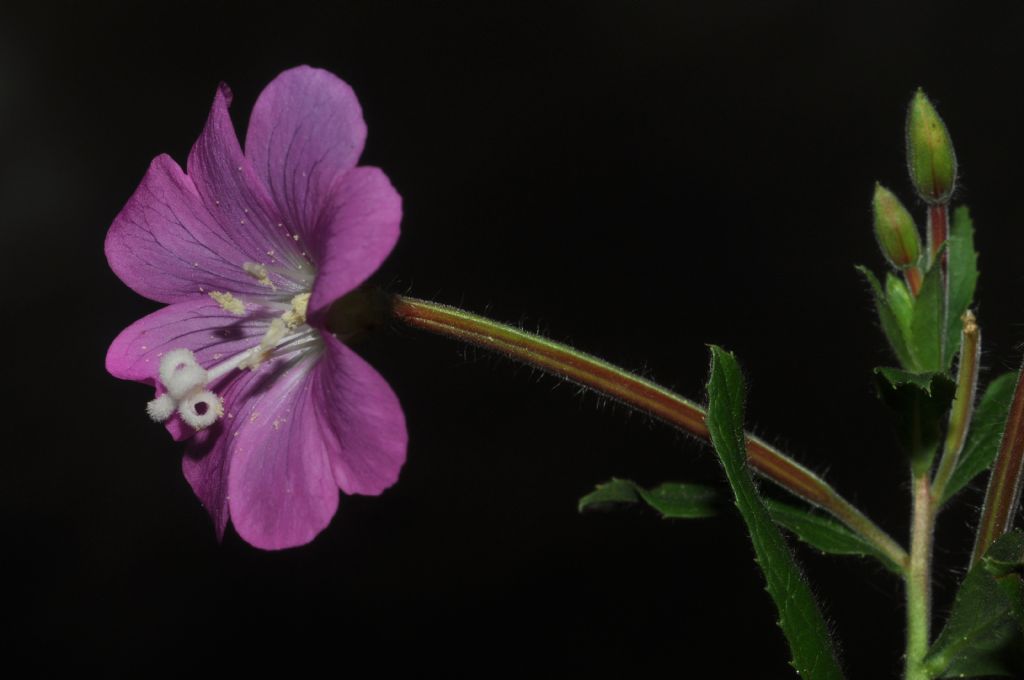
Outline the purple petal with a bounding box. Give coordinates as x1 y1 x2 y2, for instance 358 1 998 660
181 354 302 543
105 298 272 383
244 66 367 245
105 154 293 303
316 333 407 496
306 167 402 322
226 352 339 550
186 84 311 287
181 427 230 540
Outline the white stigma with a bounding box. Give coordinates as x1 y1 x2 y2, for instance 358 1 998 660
146 393 176 422
146 349 223 431
178 390 224 430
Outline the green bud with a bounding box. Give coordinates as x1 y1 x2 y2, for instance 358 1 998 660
905 88 957 204
873 183 921 268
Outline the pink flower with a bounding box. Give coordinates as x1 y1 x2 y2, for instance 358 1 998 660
105 66 407 549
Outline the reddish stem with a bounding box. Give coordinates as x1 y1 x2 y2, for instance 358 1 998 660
904 266 923 297
928 204 948 270
391 295 908 568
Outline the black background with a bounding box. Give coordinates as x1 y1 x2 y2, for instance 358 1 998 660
4 1 1024 677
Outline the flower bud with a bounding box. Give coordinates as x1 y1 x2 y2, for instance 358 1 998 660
905 88 957 204
873 183 921 269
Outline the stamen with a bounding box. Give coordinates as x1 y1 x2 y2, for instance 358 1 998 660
282 293 310 329
243 262 277 290
263 334 321 363
210 291 245 316
238 318 288 370
146 293 320 431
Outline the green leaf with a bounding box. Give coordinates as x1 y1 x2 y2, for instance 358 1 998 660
925 532 1024 678
578 478 719 519
886 272 915 343
873 367 957 476
942 371 1019 505
910 259 944 371
984 530 1024 640
765 500 902 574
706 346 845 680
945 206 980 365
858 265 916 370
983 529 1024 577
875 367 944 393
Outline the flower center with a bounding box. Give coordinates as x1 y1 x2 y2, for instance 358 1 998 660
146 291 316 431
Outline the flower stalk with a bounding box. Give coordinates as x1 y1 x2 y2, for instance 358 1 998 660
390 294 908 569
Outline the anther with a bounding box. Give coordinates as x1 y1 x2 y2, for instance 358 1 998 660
239 318 287 370
243 261 276 290
210 291 245 315
282 293 310 329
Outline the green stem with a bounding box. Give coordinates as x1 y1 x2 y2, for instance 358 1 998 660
932 311 980 503
971 354 1024 565
905 474 935 680
390 294 908 570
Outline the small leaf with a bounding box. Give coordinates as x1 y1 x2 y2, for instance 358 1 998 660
942 371 1019 505
578 478 719 519
765 500 902 574
910 259 944 371
578 477 642 509
706 346 845 680
874 367 957 476
636 482 718 518
925 532 1024 678
945 206 980 365
858 265 916 370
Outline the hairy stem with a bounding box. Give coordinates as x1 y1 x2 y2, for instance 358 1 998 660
928 203 951 365
904 474 935 680
927 204 948 269
972 355 1024 565
391 294 908 569
932 311 980 503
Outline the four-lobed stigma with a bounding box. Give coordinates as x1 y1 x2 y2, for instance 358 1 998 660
147 283 314 432
146 349 224 429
